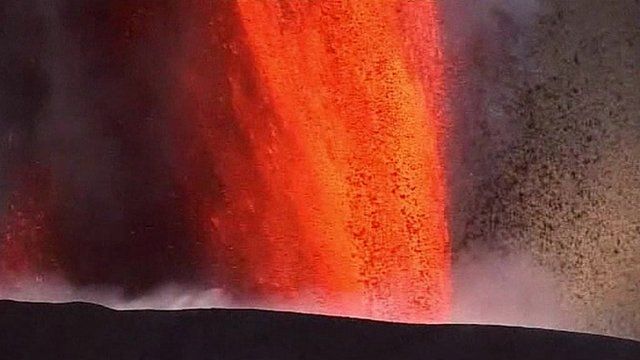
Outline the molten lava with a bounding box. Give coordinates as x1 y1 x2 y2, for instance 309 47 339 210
177 0 450 322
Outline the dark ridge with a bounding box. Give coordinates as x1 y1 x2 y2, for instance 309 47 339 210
0 300 638 359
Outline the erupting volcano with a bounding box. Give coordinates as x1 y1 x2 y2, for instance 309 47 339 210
1 0 450 323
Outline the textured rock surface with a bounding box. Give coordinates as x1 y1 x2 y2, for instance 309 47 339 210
449 0 640 338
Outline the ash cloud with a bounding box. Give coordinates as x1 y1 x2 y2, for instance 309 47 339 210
443 0 640 340
440 0 580 333
438 0 564 329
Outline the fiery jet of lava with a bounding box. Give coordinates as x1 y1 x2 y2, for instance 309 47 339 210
178 0 450 322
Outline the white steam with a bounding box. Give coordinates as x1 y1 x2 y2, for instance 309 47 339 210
0 277 233 310
451 247 575 331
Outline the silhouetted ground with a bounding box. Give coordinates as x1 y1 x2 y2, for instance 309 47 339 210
0 300 638 360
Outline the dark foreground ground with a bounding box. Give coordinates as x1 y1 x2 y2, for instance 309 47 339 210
0 300 638 359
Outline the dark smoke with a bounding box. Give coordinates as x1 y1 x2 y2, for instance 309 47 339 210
0 0 209 294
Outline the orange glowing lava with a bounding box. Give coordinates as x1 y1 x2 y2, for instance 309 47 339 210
176 0 450 322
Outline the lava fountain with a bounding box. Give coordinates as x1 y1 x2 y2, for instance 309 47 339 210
0 0 450 323
175 0 450 322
